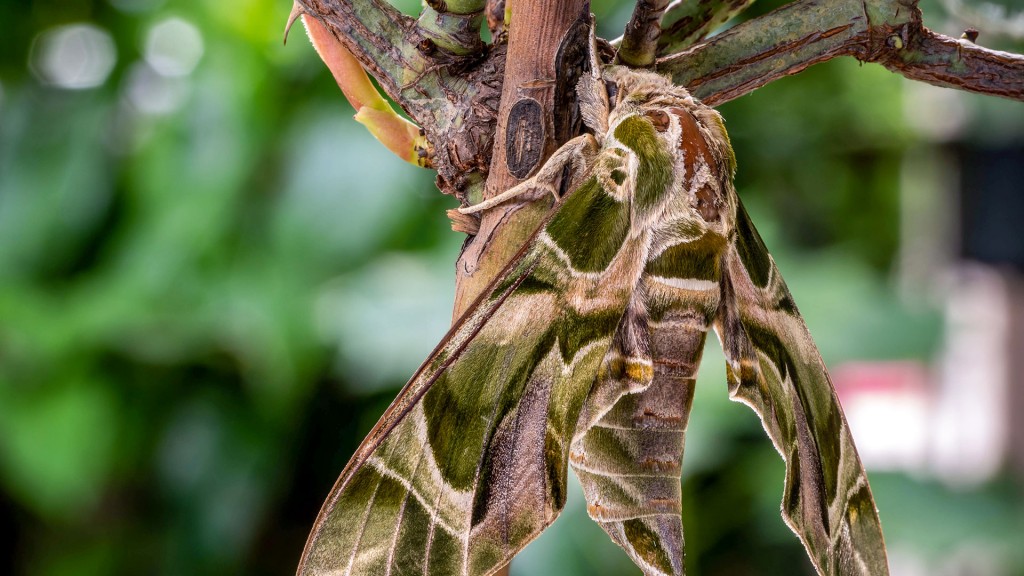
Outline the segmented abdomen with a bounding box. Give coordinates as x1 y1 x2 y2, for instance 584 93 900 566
569 265 721 576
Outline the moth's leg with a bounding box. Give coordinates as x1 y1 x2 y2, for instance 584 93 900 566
458 133 598 215
577 16 611 136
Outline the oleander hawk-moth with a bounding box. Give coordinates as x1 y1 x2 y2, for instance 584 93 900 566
297 60 890 576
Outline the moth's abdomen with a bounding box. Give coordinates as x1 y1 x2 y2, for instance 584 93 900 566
569 223 724 576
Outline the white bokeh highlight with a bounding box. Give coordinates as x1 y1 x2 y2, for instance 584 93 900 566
30 24 117 89
144 17 204 77
125 62 189 115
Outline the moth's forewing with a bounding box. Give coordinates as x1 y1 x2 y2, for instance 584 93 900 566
298 165 660 575
714 199 890 575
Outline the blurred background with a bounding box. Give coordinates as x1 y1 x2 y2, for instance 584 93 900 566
2 0 1023 574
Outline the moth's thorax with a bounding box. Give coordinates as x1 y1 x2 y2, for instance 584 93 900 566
597 69 734 243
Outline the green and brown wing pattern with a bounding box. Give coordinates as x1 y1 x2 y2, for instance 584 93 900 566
299 64 890 575
714 199 889 575
567 91 888 575
297 170 656 576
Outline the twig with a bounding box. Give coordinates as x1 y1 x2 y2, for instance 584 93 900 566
416 0 486 56
659 0 881 105
883 28 1024 100
656 0 758 54
618 0 672 67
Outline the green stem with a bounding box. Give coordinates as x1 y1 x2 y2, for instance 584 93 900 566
658 0 914 105
617 0 672 67
416 1 486 56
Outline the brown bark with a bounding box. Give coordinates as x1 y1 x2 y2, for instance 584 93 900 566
881 28 1024 101
451 0 592 317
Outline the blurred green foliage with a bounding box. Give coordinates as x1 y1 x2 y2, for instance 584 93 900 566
1 0 1022 575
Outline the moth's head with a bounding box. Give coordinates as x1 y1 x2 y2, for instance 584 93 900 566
599 67 735 173
601 67 695 126
578 66 692 138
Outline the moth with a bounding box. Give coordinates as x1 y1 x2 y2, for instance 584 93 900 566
297 46 890 576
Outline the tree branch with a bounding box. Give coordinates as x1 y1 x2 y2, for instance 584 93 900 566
658 0 1024 106
658 0 905 105
656 0 757 54
453 0 591 315
883 28 1024 100
296 0 1021 212
618 0 672 67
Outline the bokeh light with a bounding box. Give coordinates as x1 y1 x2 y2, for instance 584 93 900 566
144 17 204 77
29 24 117 89
124 62 189 115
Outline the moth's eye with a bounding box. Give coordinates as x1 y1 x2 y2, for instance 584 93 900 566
644 109 671 132
605 82 619 108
